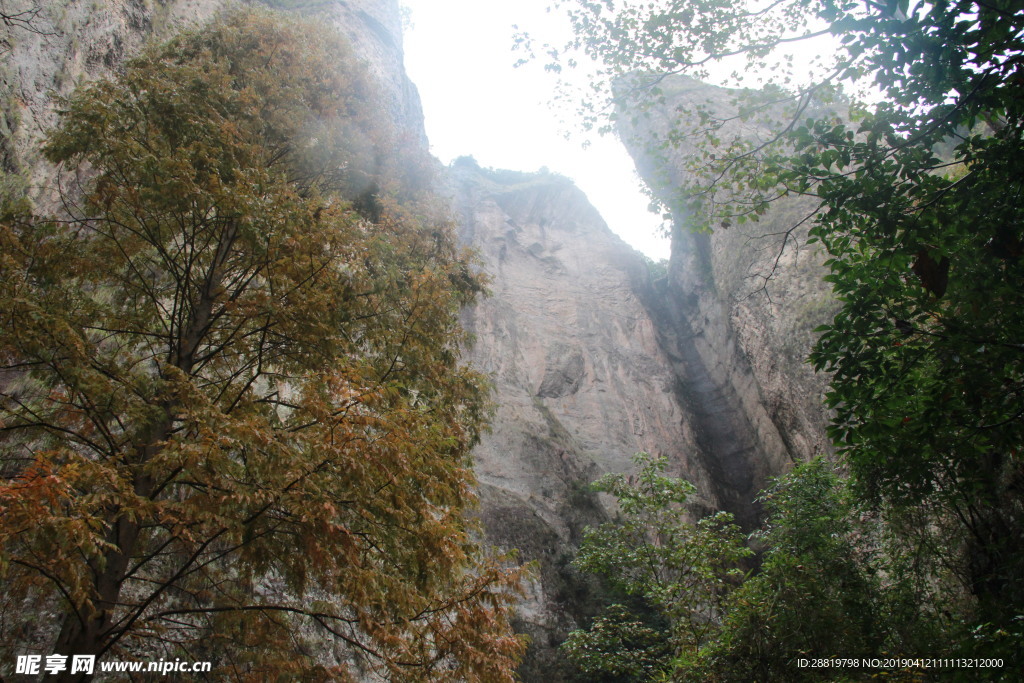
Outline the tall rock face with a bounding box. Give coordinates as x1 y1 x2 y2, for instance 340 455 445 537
448 159 732 677
444 148 834 676
618 76 837 498
453 161 719 516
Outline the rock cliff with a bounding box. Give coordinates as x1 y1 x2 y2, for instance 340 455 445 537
448 159 741 677
453 161 720 517
618 76 837 487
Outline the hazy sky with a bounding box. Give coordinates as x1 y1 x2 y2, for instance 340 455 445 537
400 0 671 260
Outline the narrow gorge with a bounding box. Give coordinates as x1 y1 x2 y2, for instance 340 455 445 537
1 1 835 678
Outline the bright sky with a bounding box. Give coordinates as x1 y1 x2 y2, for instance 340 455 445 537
400 0 672 260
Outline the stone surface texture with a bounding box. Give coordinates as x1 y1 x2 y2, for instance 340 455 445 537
618 76 837 501
449 161 728 677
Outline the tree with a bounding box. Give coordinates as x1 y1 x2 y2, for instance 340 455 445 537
0 9 525 680
561 604 673 682
692 459 893 681
528 0 1024 646
561 453 750 681
563 458 953 682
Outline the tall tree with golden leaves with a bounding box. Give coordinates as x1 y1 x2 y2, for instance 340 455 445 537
0 9 525 681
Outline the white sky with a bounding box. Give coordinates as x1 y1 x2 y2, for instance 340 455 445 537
400 0 672 260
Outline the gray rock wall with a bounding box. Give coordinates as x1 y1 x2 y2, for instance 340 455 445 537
619 75 837 500
454 163 718 518
446 144 834 674
450 160 730 678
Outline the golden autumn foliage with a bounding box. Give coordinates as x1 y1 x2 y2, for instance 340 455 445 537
0 9 525 680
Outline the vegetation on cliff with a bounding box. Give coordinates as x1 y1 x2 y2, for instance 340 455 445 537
562 458 914 681
525 0 1024 678
561 453 749 680
0 9 525 680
